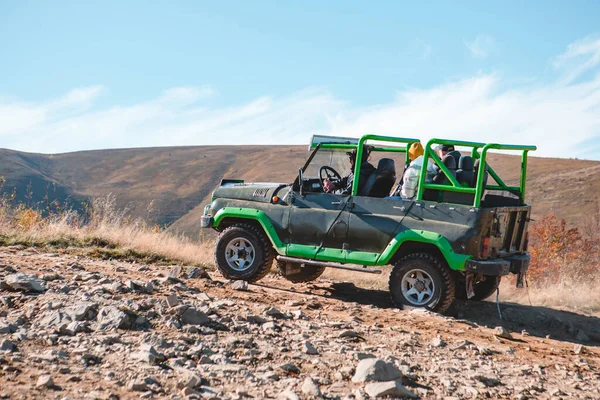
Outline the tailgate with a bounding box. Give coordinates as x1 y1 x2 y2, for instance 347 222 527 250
488 206 531 257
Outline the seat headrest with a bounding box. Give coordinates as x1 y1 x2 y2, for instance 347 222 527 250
441 154 457 170
458 156 474 171
473 159 488 171
377 158 396 176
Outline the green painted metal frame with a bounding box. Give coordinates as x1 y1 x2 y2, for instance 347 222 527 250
351 135 420 195
416 138 536 207
309 134 536 206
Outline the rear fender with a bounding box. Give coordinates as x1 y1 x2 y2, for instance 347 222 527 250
378 230 470 271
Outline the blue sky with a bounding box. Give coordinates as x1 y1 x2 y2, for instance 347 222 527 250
1 1 600 159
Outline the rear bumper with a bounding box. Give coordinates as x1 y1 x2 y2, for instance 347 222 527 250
465 254 530 276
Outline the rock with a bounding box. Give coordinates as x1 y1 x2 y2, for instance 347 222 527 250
133 344 164 364
280 363 300 375
574 344 584 354
246 314 267 324
0 340 17 352
126 280 152 293
303 341 318 355
0 323 16 334
494 326 513 339
165 294 180 308
40 273 62 281
301 377 321 396
64 302 98 321
231 280 248 291
96 306 133 331
264 306 286 319
168 265 183 278
65 321 89 336
127 380 148 391
185 266 208 279
352 358 402 383
180 372 202 389
181 307 209 325
181 387 200 397
291 309 307 320
431 336 446 347
36 375 54 388
339 330 364 340
364 380 417 398
4 273 46 292
278 389 301 400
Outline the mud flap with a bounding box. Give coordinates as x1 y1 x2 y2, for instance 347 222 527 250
465 271 475 299
516 270 525 288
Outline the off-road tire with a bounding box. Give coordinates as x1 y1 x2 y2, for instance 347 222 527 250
389 253 455 314
275 260 326 283
214 223 274 282
455 275 501 301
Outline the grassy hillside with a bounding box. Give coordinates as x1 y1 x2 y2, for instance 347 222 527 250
1 146 598 239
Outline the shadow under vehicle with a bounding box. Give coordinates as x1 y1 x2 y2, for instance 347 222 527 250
201 134 536 313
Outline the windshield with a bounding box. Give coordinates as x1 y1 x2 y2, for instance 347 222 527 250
304 149 352 179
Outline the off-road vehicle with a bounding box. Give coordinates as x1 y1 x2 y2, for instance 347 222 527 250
201 134 536 313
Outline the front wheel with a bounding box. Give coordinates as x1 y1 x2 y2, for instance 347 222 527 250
389 253 455 313
215 224 274 282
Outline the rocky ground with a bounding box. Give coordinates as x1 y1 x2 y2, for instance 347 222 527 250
0 245 599 400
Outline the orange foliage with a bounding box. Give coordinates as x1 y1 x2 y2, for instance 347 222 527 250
528 211 600 283
15 208 44 231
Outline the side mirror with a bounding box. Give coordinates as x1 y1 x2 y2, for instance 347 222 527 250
298 168 304 197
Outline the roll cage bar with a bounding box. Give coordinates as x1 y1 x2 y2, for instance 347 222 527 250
306 134 537 207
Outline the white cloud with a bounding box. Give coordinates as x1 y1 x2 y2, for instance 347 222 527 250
465 35 495 58
553 35 600 84
1 37 600 159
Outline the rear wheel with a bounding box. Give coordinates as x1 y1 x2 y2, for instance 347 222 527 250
276 260 325 283
215 224 274 282
389 253 455 313
455 275 501 301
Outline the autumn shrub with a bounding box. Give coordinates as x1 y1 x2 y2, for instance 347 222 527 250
527 209 600 284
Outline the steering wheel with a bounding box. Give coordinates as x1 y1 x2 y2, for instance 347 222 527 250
319 166 343 191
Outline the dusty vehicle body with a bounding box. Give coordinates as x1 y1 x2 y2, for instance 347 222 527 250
201 134 536 313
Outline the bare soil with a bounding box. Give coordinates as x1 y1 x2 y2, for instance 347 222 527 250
0 246 599 399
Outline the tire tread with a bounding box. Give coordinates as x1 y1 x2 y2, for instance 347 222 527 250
214 223 274 282
389 252 455 313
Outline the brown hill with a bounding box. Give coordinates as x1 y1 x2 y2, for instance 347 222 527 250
1 146 598 239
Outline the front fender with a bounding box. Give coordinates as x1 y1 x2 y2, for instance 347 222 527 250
213 207 286 254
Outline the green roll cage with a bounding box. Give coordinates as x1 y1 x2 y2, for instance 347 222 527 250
309 134 537 207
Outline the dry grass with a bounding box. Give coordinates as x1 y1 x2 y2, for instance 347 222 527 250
0 195 214 267
498 277 600 315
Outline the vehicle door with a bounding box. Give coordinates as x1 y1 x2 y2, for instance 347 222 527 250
348 196 413 254
287 148 352 258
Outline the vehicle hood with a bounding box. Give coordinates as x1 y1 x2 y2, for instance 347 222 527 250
212 182 288 203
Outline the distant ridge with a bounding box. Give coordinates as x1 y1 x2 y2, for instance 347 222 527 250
1 146 598 239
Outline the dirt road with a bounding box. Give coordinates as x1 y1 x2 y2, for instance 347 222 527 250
0 246 598 399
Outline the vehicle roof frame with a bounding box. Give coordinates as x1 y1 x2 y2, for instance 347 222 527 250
304 134 536 207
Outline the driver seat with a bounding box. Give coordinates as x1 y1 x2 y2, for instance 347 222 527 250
359 158 396 197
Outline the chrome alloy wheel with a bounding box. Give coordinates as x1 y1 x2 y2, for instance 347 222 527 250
225 238 256 271
401 268 435 306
